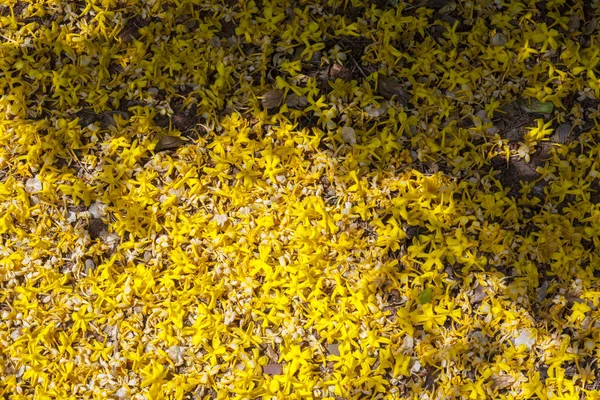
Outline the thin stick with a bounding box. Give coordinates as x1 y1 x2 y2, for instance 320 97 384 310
350 56 367 78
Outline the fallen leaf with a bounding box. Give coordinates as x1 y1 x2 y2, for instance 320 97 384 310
418 288 433 304
103 111 131 128
474 109 490 123
341 126 357 145
438 14 461 30
377 76 409 104
285 94 307 108
496 102 522 118
263 344 279 363
490 32 507 47
536 280 549 302
261 89 284 109
583 19 598 35
425 0 450 9
155 135 185 152
263 363 283 376
518 98 554 114
326 343 340 356
329 63 352 81
492 374 516 389
471 284 488 304
364 105 387 117
551 123 571 143
438 1 456 14
568 15 581 31
424 368 441 390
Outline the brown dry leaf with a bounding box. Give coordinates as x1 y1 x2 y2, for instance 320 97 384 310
329 63 352 81
471 284 488 304
155 135 185 152
496 101 521 118
551 123 571 144
529 143 553 170
425 0 450 9
424 367 441 390
261 89 284 109
377 76 408 104
263 344 279 363
438 1 457 15
490 32 507 47
263 363 283 376
568 15 581 31
388 289 402 303
285 94 308 108
492 374 516 389
326 343 340 356
536 280 549 302
583 19 598 35
341 127 357 145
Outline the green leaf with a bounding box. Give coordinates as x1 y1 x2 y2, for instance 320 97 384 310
418 288 433 304
519 98 554 114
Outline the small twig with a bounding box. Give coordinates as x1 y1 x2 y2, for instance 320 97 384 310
350 56 367 78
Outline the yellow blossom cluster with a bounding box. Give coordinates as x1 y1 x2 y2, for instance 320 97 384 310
1 0 600 399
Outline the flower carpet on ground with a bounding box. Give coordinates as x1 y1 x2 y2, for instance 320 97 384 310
1 0 600 399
